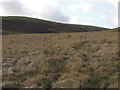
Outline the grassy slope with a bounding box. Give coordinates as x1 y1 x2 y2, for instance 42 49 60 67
1 30 21 34
2 30 118 88
2 16 110 34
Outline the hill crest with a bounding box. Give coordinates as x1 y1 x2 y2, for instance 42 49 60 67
2 16 110 34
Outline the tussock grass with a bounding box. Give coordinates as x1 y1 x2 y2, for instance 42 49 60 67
2 31 118 88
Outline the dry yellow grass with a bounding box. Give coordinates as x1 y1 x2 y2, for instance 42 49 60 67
2 30 118 88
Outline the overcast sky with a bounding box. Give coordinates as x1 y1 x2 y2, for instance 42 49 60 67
0 0 119 28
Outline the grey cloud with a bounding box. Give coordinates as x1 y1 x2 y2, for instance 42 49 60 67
0 1 70 23
0 1 26 15
40 6 69 22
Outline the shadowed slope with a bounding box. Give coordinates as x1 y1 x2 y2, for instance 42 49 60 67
2 16 110 34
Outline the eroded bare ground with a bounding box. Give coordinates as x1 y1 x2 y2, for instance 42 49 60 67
2 31 119 88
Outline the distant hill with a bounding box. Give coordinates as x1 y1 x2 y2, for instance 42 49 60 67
2 16 110 34
113 28 120 32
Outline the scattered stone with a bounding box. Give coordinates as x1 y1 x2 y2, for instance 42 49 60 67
7 67 16 74
103 44 109 47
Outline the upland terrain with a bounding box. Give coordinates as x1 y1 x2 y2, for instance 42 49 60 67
2 16 119 88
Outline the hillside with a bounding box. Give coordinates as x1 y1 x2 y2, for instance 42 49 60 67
2 16 110 34
2 30 118 88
